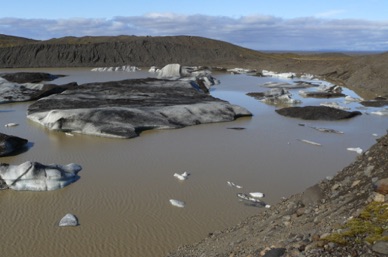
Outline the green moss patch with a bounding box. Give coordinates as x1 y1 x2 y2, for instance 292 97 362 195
324 201 388 245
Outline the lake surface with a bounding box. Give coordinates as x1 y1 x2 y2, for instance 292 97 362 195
0 68 387 257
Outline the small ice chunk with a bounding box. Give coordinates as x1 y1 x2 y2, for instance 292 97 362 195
227 181 243 188
173 172 190 181
59 213 79 227
347 147 363 154
169 199 185 208
249 192 265 198
4 123 19 127
298 139 322 146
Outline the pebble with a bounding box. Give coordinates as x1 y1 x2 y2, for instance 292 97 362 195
351 180 361 187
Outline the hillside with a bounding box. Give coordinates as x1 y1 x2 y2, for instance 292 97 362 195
0 35 268 68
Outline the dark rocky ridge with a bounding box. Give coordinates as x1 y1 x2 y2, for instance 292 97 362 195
0 35 266 68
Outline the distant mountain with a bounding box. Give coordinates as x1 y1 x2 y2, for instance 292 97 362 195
0 35 268 68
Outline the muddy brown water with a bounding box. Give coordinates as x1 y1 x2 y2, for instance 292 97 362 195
0 68 387 257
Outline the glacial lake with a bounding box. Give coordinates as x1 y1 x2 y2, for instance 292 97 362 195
0 68 387 257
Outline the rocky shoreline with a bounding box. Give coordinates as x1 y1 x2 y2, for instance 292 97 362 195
167 133 388 257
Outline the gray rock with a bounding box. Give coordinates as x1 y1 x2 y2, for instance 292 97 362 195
0 161 82 191
0 133 28 157
27 78 251 138
372 241 388 255
263 248 286 257
302 184 324 206
59 213 79 227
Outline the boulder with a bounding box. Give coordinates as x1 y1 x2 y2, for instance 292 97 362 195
0 161 82 191
0 133 28 157
0 76 77 104
275 106 362 120
27 78 251 139
374 178 388 195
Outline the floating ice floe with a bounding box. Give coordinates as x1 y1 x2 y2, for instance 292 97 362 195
249 192 265 198
173 171 190 181
59 213 79 227
91 65 140 72
347 147 363 154
169 199 185 208
310 126 344 134
262 70 296 78
65 132 74 136
148 66 160 73
4 123 19 127
345 95 364 103
236 193 270 208
320 102 351 111
227 181 243 189
371 110 388 116
297 139 322 146
227 68 257 74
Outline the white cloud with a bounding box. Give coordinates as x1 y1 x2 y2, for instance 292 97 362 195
1 14 388 51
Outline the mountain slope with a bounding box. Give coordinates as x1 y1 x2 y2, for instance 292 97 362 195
0 35 268 68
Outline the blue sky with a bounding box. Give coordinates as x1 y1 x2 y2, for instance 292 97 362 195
2 0 388 51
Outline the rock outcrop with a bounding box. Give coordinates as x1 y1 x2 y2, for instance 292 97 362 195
0 133 28 157
275 106 362 120
27 78 252 138
0 161 82 191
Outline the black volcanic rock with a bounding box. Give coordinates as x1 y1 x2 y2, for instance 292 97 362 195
0 133 28 157
27 78 252 138
275 106 362 120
